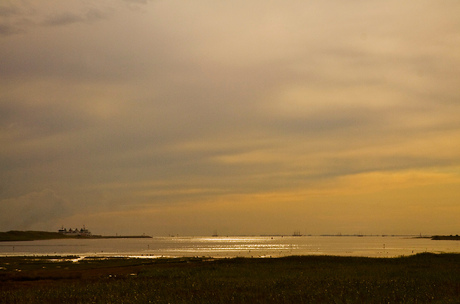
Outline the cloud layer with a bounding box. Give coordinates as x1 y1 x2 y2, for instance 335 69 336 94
1 0 460 235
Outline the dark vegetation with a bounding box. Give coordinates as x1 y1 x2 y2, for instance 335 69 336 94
1 253 459 303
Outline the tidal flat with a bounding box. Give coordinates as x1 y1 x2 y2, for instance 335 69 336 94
1 253 459 303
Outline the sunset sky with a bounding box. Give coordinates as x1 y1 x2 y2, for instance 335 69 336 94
1 0 459 236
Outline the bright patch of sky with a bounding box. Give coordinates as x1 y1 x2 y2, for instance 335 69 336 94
1 0 460 236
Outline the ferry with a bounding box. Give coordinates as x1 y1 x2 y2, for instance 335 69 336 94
58 225 92 236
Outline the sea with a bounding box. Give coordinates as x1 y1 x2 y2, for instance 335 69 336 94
0 236 459 258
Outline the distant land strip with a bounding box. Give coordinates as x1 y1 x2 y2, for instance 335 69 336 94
431 235 460 241
0 231 152 242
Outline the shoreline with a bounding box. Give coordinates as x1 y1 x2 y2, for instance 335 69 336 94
2 249 459 260
1 251 459 261
3 230 459 242
0 230 152 242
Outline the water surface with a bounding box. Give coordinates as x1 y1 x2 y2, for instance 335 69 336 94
1 236 458 258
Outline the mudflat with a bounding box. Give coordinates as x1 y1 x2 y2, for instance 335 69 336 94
1 253 459 303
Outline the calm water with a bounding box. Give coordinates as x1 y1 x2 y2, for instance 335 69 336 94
0 236 459 258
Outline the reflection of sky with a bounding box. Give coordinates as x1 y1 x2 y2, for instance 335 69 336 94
184 237 274 243
1 237 458 258
1 0 460 236
155 237 460 257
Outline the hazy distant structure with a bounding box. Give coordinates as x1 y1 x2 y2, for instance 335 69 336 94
58 226 91 236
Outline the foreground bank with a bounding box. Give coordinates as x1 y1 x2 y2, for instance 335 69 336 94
1 253 459 303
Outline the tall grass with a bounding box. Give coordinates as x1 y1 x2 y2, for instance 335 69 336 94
1 253 459 303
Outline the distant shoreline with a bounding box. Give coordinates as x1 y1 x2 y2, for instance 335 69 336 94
2 231 459 242
431 235 460 241
0 231 152 242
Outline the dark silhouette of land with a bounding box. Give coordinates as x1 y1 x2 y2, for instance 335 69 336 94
0 230 152 242
432 235 460 240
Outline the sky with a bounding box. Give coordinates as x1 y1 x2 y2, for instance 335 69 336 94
1 0 460 236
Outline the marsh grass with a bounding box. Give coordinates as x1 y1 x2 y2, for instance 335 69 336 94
1 253 459 303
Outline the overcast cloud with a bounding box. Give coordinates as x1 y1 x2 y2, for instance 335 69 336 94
1 0 459 235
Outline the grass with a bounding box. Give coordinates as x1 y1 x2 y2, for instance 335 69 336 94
0 253 459 303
